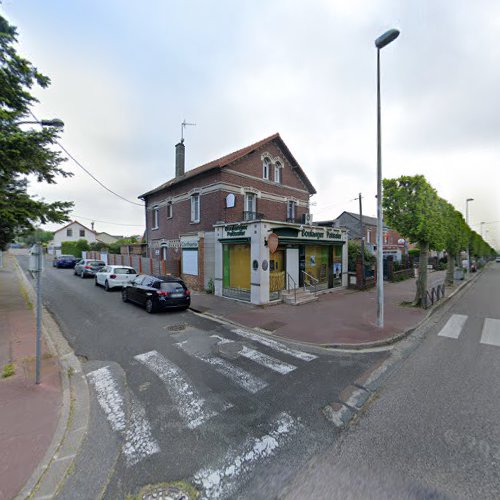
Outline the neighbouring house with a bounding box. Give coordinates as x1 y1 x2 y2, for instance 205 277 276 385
317 211 408 262
96 232 123 245
48 220 97 256
139 133 348 304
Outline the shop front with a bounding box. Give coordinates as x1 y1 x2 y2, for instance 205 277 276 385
214 221 348 305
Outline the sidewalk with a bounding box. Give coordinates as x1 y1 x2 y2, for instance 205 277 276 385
190 270 459 348
0 255 62 500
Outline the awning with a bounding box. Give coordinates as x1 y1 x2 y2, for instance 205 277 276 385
218 238 251 244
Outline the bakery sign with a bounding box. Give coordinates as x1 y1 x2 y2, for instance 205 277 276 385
300 229 343 240
225 224 248 237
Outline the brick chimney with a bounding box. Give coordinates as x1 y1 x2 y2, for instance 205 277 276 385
175 140 185 177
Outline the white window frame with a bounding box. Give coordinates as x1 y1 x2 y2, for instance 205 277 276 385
152 205 159 229
287 200 296 220
191 194 200 223
167 201 173 219
274 162 281 183
263 157 271 180
245 192 256 214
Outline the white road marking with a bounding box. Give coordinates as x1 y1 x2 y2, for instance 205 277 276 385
87 366 126 432
134 350 220 429
87 366 160 465
212 335 296 374
232 328 318 362
123 397 160 466
437 314 468 339
193 412 299 499
176 342 268 394
480 318 500 347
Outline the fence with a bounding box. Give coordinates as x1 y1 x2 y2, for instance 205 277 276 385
422 282 445 309
82 251 180 277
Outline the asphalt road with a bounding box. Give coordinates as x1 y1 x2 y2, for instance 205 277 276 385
17 256 387 499
280 264 500 499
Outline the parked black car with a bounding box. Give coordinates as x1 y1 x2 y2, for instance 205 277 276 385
121 274 191 313
52 255 77 268
74 259 106 278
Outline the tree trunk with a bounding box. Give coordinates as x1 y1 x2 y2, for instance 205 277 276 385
414 241 429 306
446 252 455 286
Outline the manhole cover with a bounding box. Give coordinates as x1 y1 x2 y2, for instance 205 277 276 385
216 340 244 359
137 482 198 500
165 323 186 332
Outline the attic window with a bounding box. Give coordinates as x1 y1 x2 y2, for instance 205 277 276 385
274 161 282 183
263 157 272 180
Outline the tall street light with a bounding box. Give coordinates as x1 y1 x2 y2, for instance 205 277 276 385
375 28 400 329
466 198 474 273
16 118 65 128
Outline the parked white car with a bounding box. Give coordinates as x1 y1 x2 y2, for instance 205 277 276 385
95 265 137 291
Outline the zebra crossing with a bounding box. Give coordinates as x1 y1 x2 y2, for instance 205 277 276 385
87 328 318 474
437 314 500 346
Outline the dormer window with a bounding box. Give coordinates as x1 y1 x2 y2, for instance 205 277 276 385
274 161 282 183
263 157 271 180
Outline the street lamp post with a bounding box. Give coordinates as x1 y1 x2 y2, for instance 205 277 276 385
466 198 474 274
375 28 400 329
15 118 64 128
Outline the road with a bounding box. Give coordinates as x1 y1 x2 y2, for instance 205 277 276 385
280 264 500 499
17 256 387 499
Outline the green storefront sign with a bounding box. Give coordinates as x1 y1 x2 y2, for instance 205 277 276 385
301 229 342 240
225 224 248 237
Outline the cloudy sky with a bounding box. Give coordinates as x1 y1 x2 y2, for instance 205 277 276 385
3 0 499 248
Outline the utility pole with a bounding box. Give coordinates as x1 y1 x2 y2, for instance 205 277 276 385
29 243 44 384
357 193 365 288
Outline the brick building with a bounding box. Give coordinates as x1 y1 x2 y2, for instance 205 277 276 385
139 133 348 303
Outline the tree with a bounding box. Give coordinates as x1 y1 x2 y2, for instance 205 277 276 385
383 175 445 306
108 236 141 254
17 228 54 247
0 15 73 249
347 240 375 272
440 200 468 285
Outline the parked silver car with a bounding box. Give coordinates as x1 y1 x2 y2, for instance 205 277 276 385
74 259 106 278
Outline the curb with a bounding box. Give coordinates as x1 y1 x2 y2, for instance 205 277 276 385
189 268 485 352
13 259 90 500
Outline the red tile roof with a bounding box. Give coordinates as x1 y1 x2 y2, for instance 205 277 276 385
140 133 316 198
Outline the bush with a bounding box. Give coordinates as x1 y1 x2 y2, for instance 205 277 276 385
61 239 90 258
348 240 375 272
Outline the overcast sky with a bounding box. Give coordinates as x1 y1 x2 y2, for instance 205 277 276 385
3 0 499 248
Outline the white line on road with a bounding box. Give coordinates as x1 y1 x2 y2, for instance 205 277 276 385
212 335 296 374
134 350 220 429
480 318 500 347
176 342 268 394
87 366 160 465
437 314 468 339
231 328 318 362
87 366 126 432
193 412 299 499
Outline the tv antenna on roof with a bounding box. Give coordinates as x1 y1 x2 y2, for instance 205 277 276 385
181 119 196 143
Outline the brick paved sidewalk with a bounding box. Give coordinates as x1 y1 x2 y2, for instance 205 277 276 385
190 271 452 347
0 254 62 500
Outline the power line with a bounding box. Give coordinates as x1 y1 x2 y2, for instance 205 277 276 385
72 214 144 227
29 111 144 207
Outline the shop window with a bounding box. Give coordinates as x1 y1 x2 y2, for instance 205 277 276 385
152 205 159 229
167 201 173 219
191 194 200 222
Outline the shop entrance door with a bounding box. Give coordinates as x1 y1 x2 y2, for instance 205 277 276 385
269 249 285 298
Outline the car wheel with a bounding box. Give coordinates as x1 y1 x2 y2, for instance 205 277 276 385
94 278 99 286
74 270 77 275
145 299 156 314
80 271 86 279
105 280 111 292
121 289 128 302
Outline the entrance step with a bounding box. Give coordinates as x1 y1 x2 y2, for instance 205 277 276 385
281 288 318 306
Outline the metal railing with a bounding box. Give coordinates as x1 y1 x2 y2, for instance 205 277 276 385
243 211 264 221
286 272 297 304
302 270 319 294
422 282 445 309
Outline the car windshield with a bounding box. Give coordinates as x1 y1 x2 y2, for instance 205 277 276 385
113 267 136 274
160 282 185 292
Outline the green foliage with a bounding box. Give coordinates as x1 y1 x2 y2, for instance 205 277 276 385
1 363 15 378
61 239 90 258
17 228 54 247
0 15 73 249
89 241 108 252
108 236 140 254
347 240 374 272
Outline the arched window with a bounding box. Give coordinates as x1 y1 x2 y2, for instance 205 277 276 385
274 161 282 183
262 157 272 180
